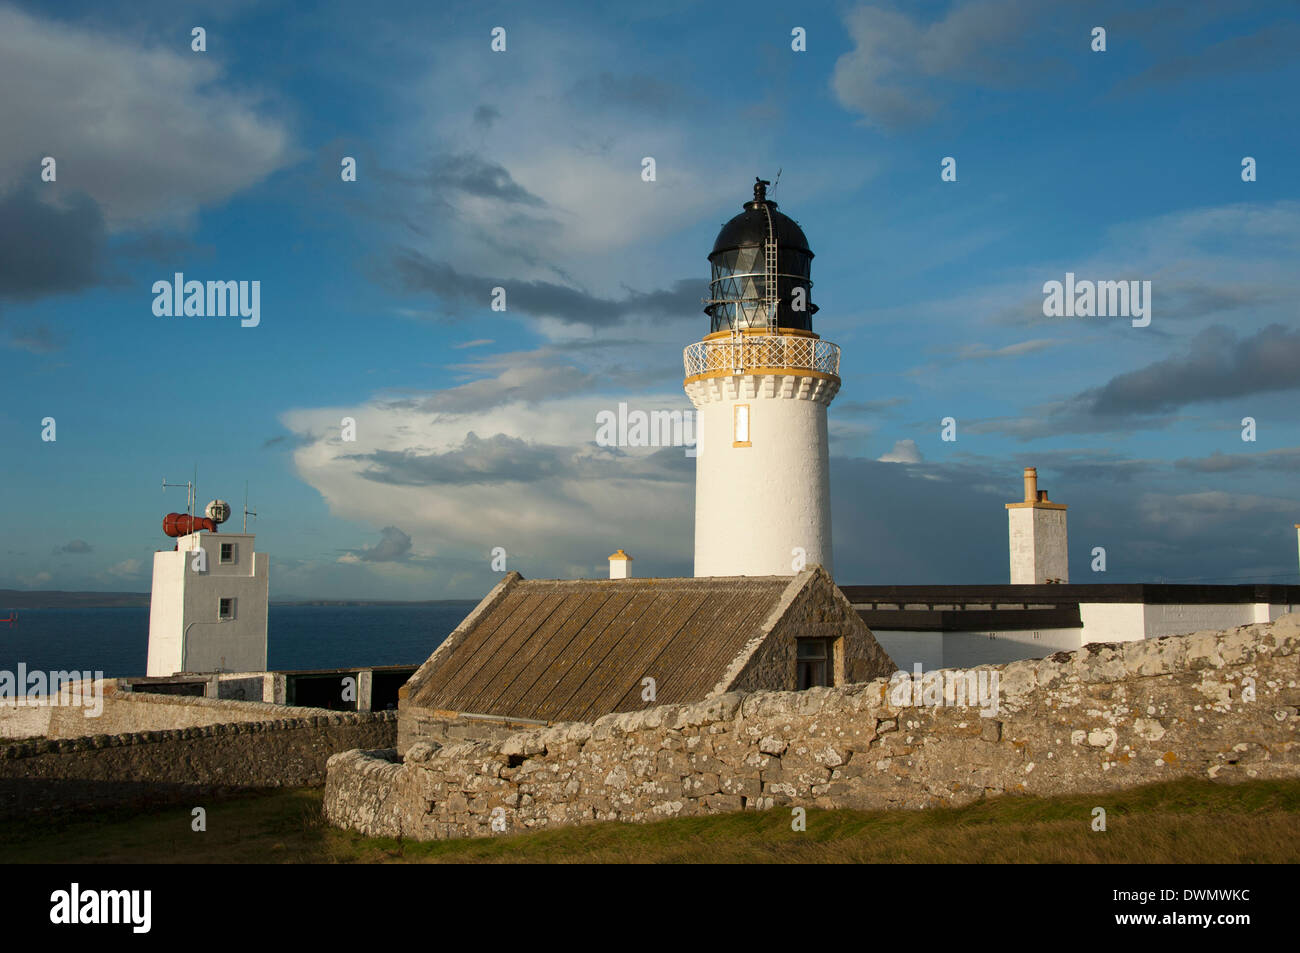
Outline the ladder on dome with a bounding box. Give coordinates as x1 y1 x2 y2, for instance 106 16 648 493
762 206 778 332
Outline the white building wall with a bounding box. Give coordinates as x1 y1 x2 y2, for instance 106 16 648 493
1077 602 1147 644
1140 602 1285 639
871 631 944 673
874 627 1084 671
146 549 187 675
687 372 836 577
147 532 269 676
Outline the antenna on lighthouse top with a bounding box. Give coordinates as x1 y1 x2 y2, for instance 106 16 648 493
771 167 782 198
243 481 258 533
162 475 195 520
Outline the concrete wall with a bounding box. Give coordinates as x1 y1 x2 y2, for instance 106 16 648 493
0 711 395 819
687 368 837 577
326 614 1300 841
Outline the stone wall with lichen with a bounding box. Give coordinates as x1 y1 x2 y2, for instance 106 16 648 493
324 615 1300 840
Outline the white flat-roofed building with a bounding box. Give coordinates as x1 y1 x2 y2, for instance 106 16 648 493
147 531 269 676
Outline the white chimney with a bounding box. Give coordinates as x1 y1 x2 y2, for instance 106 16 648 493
609 549 632 579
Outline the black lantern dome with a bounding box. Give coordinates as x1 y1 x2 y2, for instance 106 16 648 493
704 178 818 333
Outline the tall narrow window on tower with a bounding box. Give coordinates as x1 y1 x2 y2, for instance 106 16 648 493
733 403 751 446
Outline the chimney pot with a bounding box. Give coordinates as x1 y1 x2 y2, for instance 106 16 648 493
1023 467 1038 503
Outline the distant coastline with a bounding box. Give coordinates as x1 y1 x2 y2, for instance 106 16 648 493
0 590 478 610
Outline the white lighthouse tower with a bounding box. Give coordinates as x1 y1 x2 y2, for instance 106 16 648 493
685 179 840 577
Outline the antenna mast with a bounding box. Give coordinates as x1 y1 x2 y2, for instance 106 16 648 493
162 476 194 520
243 481 258 533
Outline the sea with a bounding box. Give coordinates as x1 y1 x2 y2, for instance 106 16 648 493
0 605 474 678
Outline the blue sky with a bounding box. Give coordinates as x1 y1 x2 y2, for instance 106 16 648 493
2 0 1298 599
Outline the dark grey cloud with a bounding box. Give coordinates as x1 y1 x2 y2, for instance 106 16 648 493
56 539 93 554
838 397 907 415
262 432 314 450
428 153 544 207
349 432 691 488
0 187 107 301
830 454 1299 585
1087 324 1300 416
350 526 413 563
1175 447 1300 474
392 250 702 329
970 323 1300 440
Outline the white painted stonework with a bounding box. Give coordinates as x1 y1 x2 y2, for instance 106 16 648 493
147 531 269 676
1007 506 1068 584
686 370 838 577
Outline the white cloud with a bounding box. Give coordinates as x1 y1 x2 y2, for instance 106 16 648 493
280 352 698 587
878 439 923 464
104 558 143 579
0 6 297 228
832 0 1049 128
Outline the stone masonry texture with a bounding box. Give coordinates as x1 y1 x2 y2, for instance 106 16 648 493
0 711 396 818
324 615 1300 840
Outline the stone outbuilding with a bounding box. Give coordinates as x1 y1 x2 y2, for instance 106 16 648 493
397 567 893 752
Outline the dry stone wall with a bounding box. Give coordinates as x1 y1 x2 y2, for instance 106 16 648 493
0 710 395 818
325 615 1300 840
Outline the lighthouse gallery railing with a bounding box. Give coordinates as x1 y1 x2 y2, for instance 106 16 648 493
683 335 840 379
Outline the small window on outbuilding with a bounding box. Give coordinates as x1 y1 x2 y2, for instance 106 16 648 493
218 597 235 620
797 638 831 689
220 542 234 564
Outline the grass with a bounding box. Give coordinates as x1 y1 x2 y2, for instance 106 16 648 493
2 777 1298 863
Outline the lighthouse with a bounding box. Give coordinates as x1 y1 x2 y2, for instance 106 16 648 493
147 499 269 675
685 178 840 577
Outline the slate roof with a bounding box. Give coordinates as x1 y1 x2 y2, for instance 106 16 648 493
404 574 795 724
